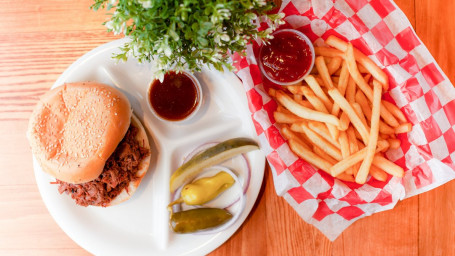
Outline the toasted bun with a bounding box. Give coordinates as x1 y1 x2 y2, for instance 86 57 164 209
107 114 151 206
27 82 132 184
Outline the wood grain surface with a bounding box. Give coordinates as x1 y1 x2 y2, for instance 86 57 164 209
1 0 454 255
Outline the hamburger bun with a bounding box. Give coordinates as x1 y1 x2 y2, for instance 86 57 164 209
27 81 151 206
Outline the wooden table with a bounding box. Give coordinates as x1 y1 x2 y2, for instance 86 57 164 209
1 0 454 255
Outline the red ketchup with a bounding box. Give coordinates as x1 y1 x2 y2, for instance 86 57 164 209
149 71 200 121
259 30 314 85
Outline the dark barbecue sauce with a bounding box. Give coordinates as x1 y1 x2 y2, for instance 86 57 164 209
149 71 199 121
259 30 313 84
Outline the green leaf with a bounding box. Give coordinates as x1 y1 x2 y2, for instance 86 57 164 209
92 0 281 79
198 37 208 47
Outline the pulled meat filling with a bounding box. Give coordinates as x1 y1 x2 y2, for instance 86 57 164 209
54 125 150 207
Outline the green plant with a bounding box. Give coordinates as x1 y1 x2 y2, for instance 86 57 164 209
91 0 283 80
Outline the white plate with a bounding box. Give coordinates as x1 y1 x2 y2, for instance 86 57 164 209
33 39 265 256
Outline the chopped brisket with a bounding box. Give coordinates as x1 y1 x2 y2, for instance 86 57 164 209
54 124 150 207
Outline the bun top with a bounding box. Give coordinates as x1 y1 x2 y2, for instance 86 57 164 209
27 82 132 183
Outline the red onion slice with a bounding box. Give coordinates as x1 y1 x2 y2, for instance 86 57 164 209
240 153 251 195
182 142 218 163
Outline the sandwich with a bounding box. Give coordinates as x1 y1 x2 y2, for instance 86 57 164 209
27 81 151 207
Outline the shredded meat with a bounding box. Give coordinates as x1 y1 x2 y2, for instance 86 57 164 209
53 124 150 207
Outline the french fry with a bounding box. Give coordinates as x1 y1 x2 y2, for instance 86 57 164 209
289 122 305 133
276 90 341 126
292 125 313 146
331 67 355 116
286 85 304 95
363 74 372 84
290 122 319 147
338 61 349 94
333 62 367 76
355 81 382 184
328 88 370 144
331 103 341 122
337 173 356 182
395 123 412 133
291 122 343 161
281 126 311 150
347 126 360 175
330 61 348 119
313 145 337 164
325 35 389 90
382 100 407 123
268 88 277 97
379 133 390 140
347 127 359 153
273 38 411 184
379 104 400 128
288 139 333 174
323 56 332 64
293 94 303 101
388 138 401 149
277 105 292 114
308 121 340 148
378 118 396 135
304 75 333 111
345 164 356 176
314 46 344 58
357 138 365 149
372 155 404 177
352 102 370 131
295 99 315 109
355 90 395 134
346 76 356 103
354 128 363 141
330 140 389 177
355 90 372 119
370 165 388 181
338 131 350 164
358 64 369 74
299 86 339 140
338 112 350 131
327 56 342 75
315 56 335 89
274 111 305 124
300 86 329 112
344 43 399 128
313 145 355 182
380 140 389 152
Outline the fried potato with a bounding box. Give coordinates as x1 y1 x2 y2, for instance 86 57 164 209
276 90 341 126
288 139 333 174
344 43 399 128
270 36 410 184
326 35 389 90
355 81 381 184
328 88 370 144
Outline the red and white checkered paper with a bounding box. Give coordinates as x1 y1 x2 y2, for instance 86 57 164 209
231 0 455 240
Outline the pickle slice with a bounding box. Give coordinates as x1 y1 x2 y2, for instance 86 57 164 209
170 208 233 233
170 137 259 193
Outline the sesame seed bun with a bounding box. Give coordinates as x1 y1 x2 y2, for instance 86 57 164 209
27 82 134 184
